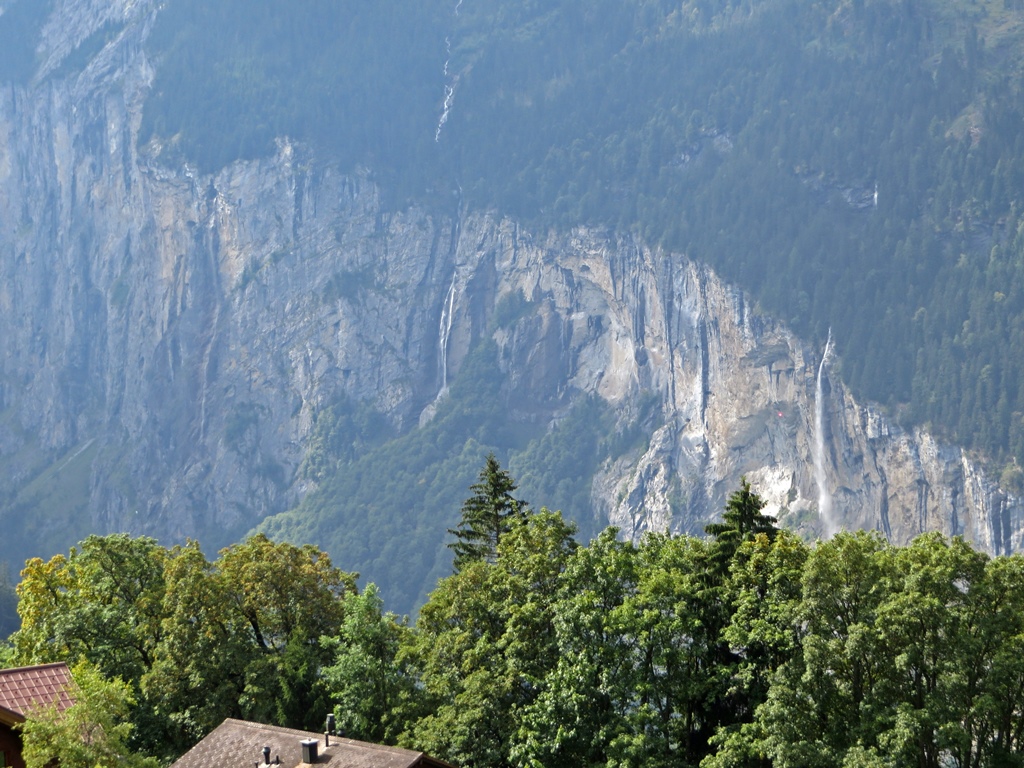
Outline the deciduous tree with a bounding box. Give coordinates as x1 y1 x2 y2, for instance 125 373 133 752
21 661 158 768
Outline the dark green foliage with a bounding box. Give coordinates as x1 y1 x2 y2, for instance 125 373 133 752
140 0 447 202
297 397 394 483
47 20 125 81
705 477 778 572
258 339 534 615
261 347 651 612
447 453 528 571
510 394 654 543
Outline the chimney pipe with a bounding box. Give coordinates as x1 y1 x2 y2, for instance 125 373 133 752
263 746 271 764
326 713 336 736
301 738 319 764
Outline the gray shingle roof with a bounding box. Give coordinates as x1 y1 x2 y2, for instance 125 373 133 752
171 719 455 768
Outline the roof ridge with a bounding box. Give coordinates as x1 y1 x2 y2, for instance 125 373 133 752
0 661 71 676
220 719 424 756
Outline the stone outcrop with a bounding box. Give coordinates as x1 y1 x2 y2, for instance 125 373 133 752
0 0 1019 566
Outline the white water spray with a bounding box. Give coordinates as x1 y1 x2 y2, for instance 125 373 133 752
438 271 458 391
814 329 838 537
436 81 457 142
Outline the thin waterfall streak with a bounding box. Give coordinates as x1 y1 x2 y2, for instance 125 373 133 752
439 272 458 391
435 3 462 141
435 82 456 142
814 329 836 537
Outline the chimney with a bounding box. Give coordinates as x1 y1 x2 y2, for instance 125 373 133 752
326 713 336 736
263 746 271 765
301 738 319 764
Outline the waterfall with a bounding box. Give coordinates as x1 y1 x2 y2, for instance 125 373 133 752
814 329 838 537
435 1 464 142
438 271 458 392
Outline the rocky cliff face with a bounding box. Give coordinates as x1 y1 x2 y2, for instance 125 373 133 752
444 219 1024 554
0 0 1019 567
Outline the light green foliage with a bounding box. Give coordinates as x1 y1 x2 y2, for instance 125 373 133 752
151 534 355 743
321 584 421 744
10 533 356 761
8 482 1024 767
516 530 771 768
717 532 1024 768
20 661 158 768
141 541 249 749
12 534 167 683
720 530 809 734
751 532 899 767
405 510 578 768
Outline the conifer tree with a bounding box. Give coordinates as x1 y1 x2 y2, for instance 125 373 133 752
447 453 528 571
705 477 778 573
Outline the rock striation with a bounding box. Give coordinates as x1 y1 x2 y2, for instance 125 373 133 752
0 0 1020 565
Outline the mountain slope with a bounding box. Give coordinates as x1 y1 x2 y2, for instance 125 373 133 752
135 0 1024 467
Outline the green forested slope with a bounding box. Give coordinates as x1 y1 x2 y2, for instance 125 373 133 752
137 0 1024 471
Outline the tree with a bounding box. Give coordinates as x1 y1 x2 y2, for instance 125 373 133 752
408 510 577 768
140 541 250 754
145 534 356 745
705 478 778 574
707 530 810 768
20 661 159 768
12 534 171 755
12 534 168 682
0 564 18 640
447 453 528 571
321 583 422 744
753 531 897 768
12 533 357 761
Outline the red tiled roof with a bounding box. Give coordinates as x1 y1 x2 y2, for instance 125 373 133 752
0 662 75 717
171 719 456 768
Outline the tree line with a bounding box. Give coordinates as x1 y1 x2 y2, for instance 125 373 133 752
3 459 1024 767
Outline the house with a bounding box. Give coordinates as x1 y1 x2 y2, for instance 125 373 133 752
171 718 455 768
0 662 75 768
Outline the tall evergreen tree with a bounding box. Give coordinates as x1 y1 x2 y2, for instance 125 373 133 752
705 478 778 574
447 454 528 572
